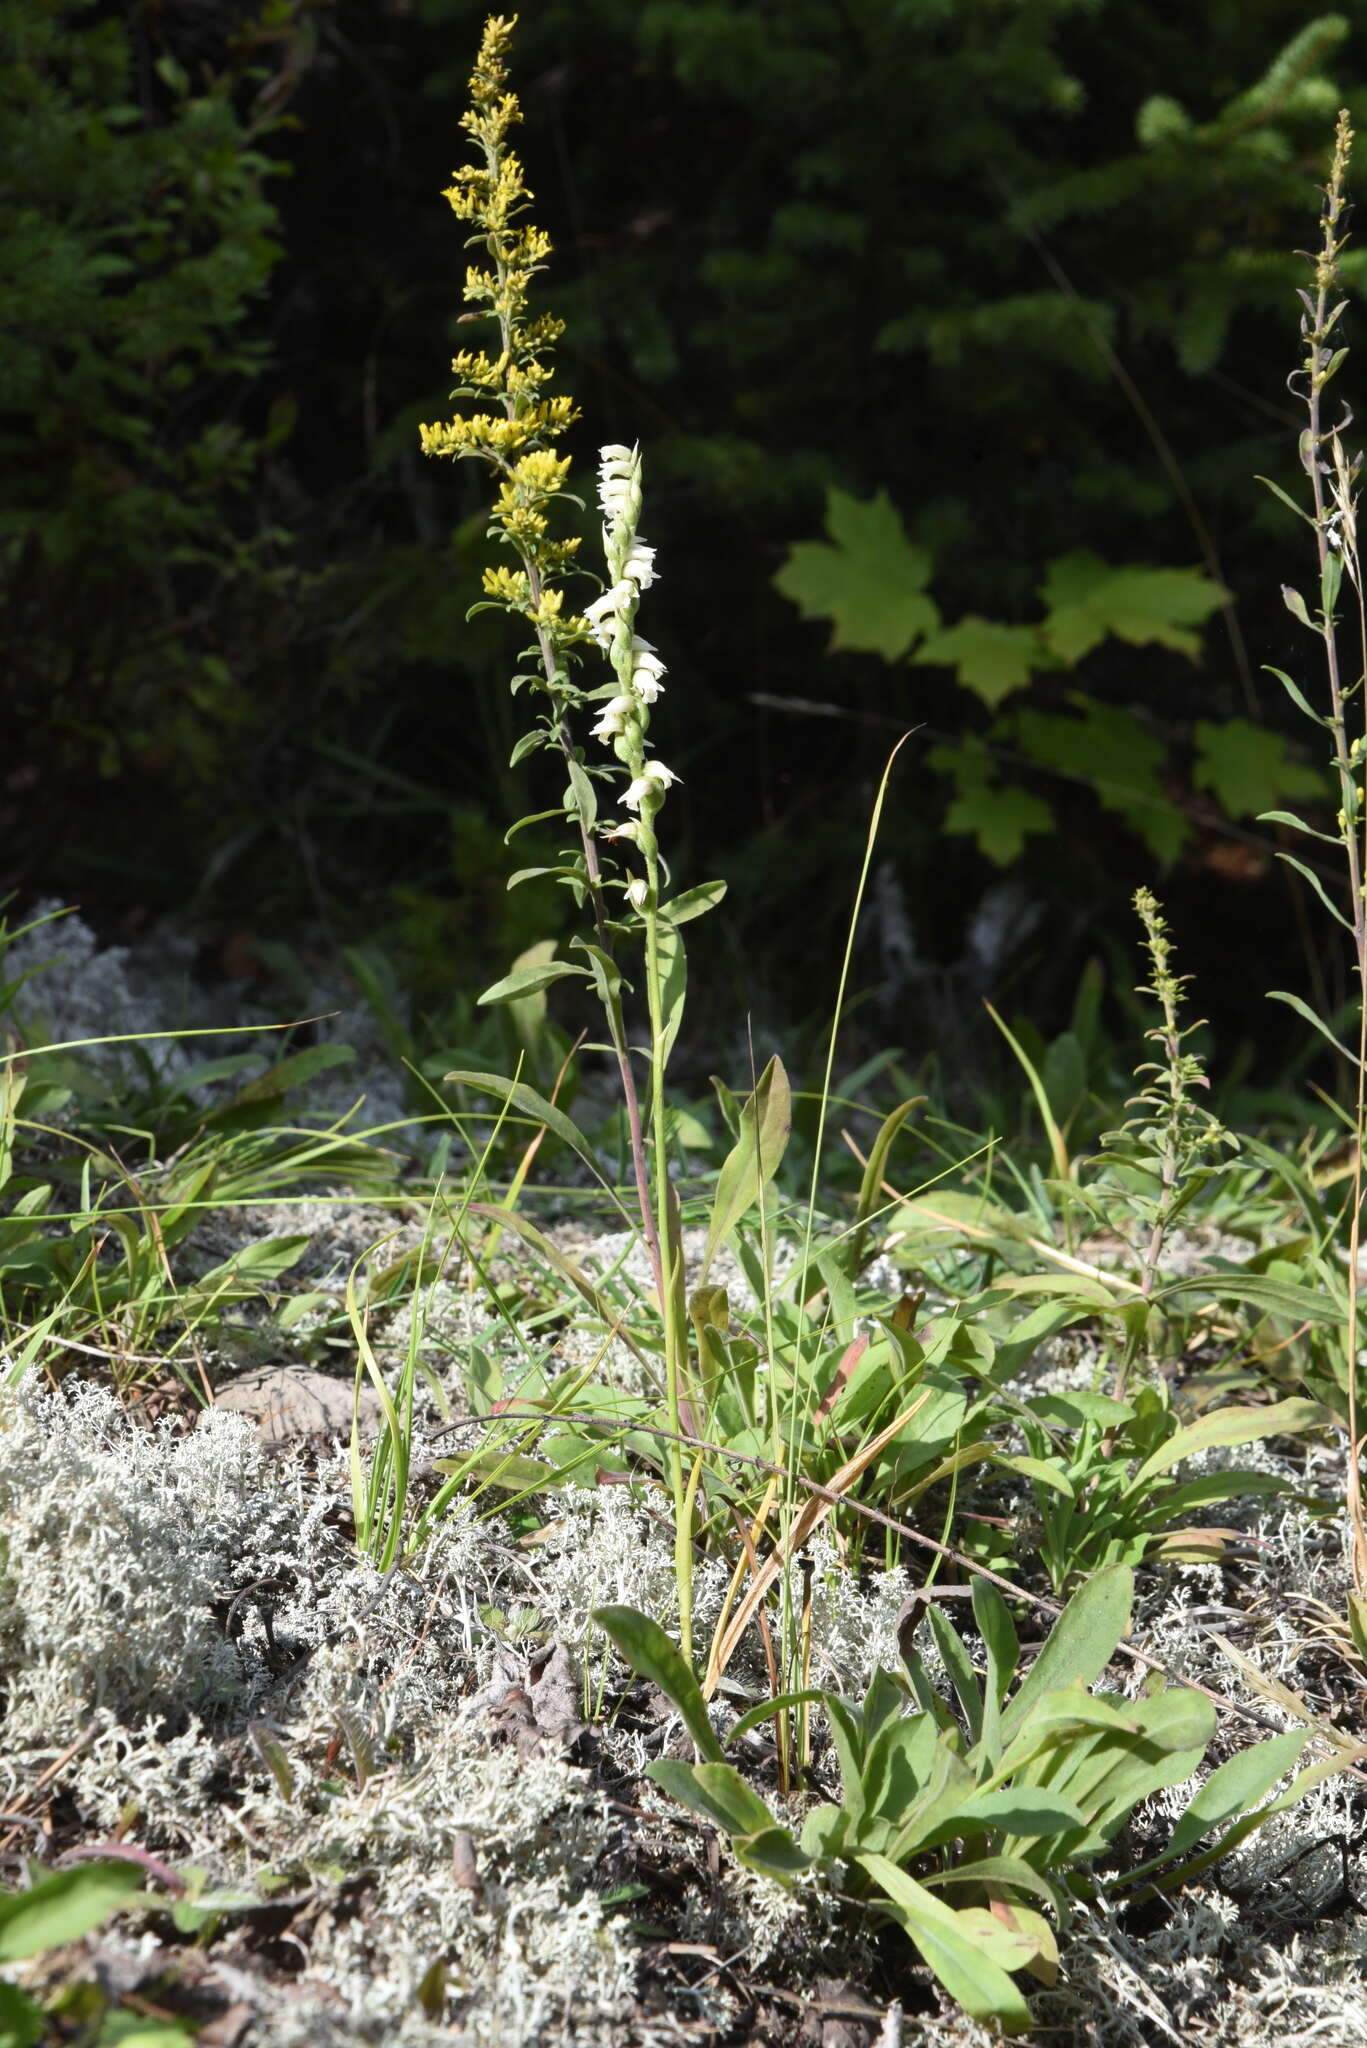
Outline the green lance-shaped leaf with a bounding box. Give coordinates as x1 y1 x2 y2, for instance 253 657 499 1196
647 1758 783 1839
848 1094 924 1276
465 1205 645 1346
699 1054 792 1284
443 1071 606 1188
857 1856 1034 2033
1159 1728 1310 1866
1128 1395 1324 1484
655 913 687 1070
1262 664 1330 728
1266 987 1359 1065
1081 1687 1216 1841
972 1578 1020 1765
0 1861 144 1962
477 959 587 1006
594 1605 724 1762
564 755 598 831
1154 1269 1345 1325
999 1564 1133 1744
664 879 727 925
951 1787 1085 1837
191 1235 312 1292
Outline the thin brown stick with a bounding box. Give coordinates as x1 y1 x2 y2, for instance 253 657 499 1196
0 1720 101 1854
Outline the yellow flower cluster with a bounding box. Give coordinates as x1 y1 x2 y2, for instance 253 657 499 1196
418 13 584 645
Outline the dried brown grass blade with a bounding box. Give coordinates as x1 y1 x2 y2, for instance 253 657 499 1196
702 1388 930 1697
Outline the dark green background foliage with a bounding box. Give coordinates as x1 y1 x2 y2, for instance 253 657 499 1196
3 0 1366 1078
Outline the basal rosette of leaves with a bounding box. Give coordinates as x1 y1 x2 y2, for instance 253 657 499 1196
596 1566 1341 2036
774 486 1328 867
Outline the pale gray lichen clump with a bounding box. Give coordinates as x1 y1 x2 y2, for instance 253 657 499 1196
5 1363 1367 2045
0 1386 639 2045
0 1383 256 1739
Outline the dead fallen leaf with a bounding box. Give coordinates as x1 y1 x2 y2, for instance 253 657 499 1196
466 1638 585 1754
451 1830 482 1895
214 1367 381 1446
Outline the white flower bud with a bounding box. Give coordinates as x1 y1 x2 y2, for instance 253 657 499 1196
625 876 650 913
597 445 639 530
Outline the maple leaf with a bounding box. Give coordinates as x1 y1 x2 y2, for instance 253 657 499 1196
1016 696 1188 863
1041 552 1226 665
928 739 1053 865
773 487 939 661
914 617 1044 709
1192 718 1326 819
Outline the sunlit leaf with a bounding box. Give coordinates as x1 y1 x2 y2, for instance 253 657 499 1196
773 488 938 660
927 740 1053 864
0 1862 142 1962
914 618 1043 707
593 1606 724 1761
1041 551 1225 664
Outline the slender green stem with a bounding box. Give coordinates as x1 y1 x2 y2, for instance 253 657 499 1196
1302 115 1367 1587
643 837 693 1660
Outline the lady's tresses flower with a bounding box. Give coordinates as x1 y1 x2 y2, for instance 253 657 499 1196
631 642 666 703
591 694 634 740
622 542 657 589
588 442 676 820
624 761 679 813
598 444 637 522
583 581 636 647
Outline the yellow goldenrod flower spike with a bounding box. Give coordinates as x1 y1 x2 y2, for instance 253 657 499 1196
418 12 582 644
